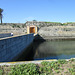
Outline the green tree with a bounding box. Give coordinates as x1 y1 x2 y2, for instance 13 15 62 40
0 8 3 24
33 20 37 21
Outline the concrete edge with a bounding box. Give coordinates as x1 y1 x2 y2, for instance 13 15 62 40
0 33 34 40
0 58 75 66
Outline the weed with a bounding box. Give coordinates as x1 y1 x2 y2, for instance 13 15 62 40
9 63 39 75
68 68 75 74
57 59 67 64
0 69 3 75
70 59 75 62
55 70 60 73
41 61 50 66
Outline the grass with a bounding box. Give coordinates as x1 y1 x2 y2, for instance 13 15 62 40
45 22 61 24
0 58 75 75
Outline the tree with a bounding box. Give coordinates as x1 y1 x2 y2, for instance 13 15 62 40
0 8 3 24
33 20 37 21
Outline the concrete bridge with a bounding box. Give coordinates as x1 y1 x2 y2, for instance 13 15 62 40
0 34 34 62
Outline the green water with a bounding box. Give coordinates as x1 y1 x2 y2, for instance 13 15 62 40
34 40 75 60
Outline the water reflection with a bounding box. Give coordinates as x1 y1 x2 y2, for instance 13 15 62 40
34 40 75 60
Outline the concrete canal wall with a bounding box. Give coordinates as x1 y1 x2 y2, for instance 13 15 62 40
0 34 34 62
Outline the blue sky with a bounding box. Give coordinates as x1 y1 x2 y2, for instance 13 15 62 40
0 0 75 23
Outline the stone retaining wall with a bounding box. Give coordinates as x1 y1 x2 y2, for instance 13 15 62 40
26 21 61 27
26 21 75 27
0 24 27 34
38 26 75 37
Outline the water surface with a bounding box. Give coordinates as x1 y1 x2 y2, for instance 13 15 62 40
34 39 75 60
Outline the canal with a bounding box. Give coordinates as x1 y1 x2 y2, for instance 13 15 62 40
34 39 75 60
16 39 75 61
